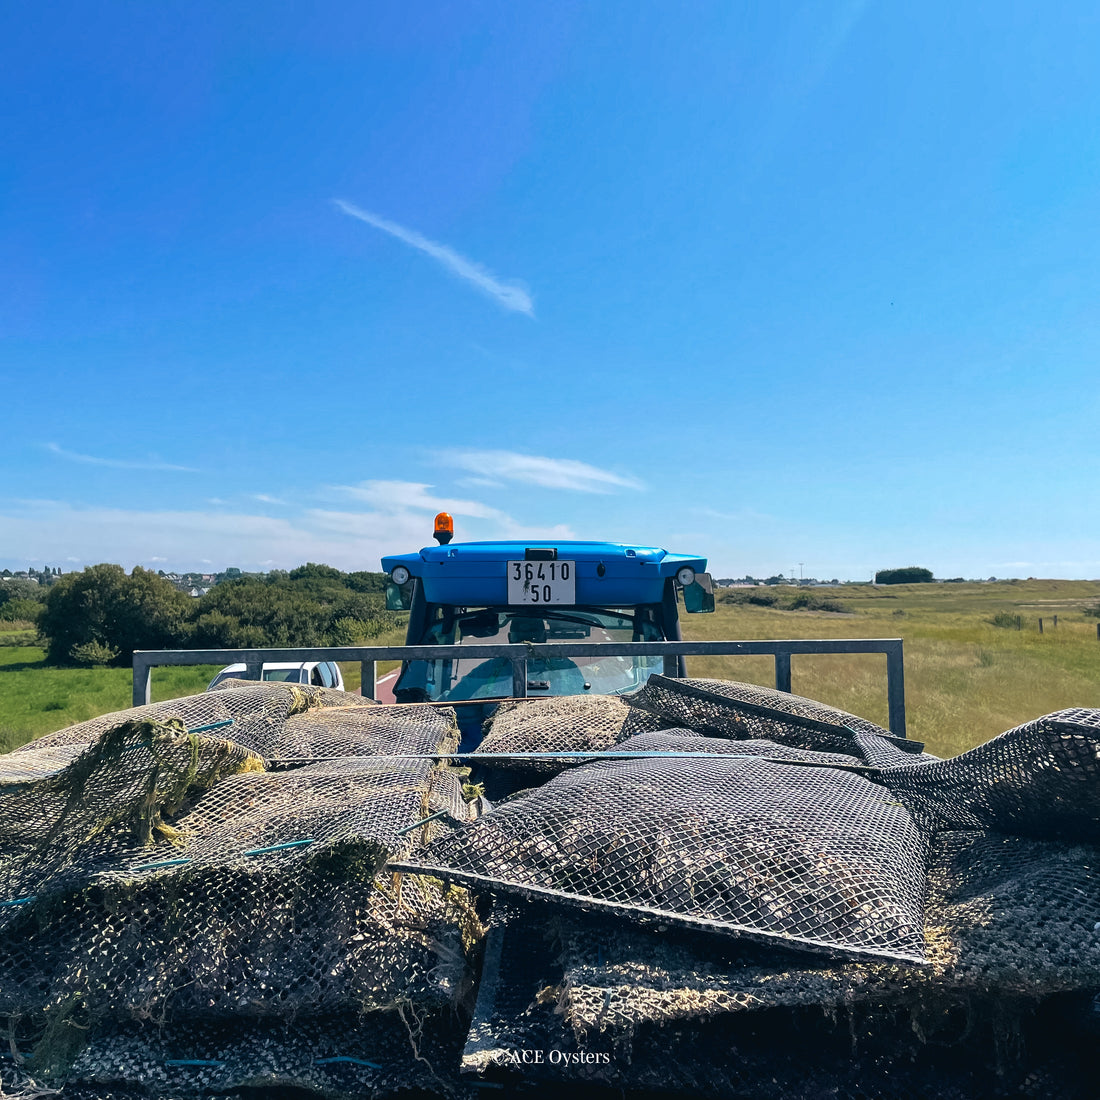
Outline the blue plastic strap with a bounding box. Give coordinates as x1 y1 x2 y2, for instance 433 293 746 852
315 1056 384 1069
0 895 36 908
395 809 452 836
243 839 314 856
187 720 235 734
165 1059 225 1067
131 858 192 872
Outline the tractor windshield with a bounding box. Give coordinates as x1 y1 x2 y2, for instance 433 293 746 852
394 607 665 702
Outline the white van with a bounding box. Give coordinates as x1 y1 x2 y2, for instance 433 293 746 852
206 661 345 692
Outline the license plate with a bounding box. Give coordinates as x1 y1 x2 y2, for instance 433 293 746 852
507 560 576 605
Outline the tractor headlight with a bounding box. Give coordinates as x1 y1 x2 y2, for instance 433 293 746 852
390 565 411 586
676 566 696 588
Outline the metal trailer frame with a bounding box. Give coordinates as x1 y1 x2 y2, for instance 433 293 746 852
132 637 907 736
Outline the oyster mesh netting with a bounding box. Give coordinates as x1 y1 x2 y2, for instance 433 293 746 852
639 673 932 765
0 681 482 1092
2 675 1099 1097
397 746 931 962
459 852 1099 1099
479 694 665 770
399 689 1099 961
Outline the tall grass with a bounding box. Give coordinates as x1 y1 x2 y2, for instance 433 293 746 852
684 579 1100 758
0 622 38 647
0 647 217 753
0 618 414 752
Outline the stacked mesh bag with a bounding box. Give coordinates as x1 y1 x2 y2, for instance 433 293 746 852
0 681 480 1098
397 678 1100 1098
4 674 1098 1098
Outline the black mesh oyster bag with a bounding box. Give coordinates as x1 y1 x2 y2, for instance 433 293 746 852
478 694 665 772
881 707 1100 841
394 752 929 963
639 675 925 767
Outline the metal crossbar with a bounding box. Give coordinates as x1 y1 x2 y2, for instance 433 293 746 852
132 638 906 735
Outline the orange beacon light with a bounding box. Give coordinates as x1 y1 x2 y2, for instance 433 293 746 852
433 512 454 545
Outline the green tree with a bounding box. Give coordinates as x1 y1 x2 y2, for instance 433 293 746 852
39 564 192 664
875 567 934 585
0 598 44 623
346 570 388 594
191 567 396 647
0 578 46 608
192 578 330 647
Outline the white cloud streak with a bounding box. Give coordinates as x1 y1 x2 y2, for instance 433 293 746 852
45 442 199 473
330 480 506 520
442 450 644 493
0 494 576 573
333 199 534 316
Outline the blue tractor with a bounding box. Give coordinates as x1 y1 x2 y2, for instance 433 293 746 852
381 513 714 721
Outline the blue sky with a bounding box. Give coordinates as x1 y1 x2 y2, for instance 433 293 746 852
3 2 1099 579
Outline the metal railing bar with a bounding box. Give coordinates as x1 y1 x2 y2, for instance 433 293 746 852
132 638 906 736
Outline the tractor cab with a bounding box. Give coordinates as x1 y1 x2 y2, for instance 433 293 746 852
381 514 713 715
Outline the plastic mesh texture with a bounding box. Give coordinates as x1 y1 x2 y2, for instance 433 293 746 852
479 694 666 771
550 829 1100 1042
0 698 463 920
0 749 472 1012
272 703 460 762
60 1009 465 1099
881 708 1100 841
452 697 1100 1097
460 906 1096 1099
16 680 321 752
0 688 479 1085
640 674 928 766
0 718 265 918
207 676 378 707
6 680 1100 1098
0 852 472 1023
396 750 930 963
616 728 877 768
14 681 447 769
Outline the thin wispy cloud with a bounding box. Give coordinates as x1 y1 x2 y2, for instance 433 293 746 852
442 450 644 493
333 199 534 316
45 442 199 473
252 493 286 506
1 487 580 575
456 476 504 491
331 480 506 520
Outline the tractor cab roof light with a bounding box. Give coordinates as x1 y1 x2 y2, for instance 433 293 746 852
433 512 454 545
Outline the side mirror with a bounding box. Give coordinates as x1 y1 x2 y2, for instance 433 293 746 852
385 582 412 611
683 572 715 613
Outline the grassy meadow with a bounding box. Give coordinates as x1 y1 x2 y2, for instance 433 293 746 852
1 580 1098 759
0 622 411 754
682 578 1100 758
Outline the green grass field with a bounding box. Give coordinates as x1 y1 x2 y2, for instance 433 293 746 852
683 578 1100 758
1 580 1097 758
0 622 411 754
